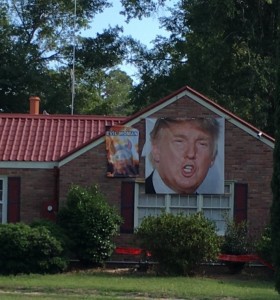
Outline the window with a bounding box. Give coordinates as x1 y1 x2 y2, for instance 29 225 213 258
0 177 8 224
134 181 234 235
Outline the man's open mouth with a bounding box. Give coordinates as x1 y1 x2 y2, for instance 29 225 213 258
183 165 194 173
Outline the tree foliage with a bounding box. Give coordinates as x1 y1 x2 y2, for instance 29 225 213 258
0 0 133 114
127 0 278 136
270 0 280 293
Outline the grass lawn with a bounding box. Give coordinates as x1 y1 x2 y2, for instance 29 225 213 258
0 266 278 300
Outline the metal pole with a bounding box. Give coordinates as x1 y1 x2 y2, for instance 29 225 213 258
71 0 77 115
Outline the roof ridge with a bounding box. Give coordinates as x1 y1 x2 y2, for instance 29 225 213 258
0 113 127 120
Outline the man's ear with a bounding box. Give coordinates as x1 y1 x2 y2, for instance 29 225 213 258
151 144 160 163
210 158 215 168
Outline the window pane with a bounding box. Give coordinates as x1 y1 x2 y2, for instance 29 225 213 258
170 195 197 208
215 220 226 234
211 197 220 207
221 196 230 207
138 207 163 224
170 208 197 215
171 197 179 206
203 196 211 207
139 196 153 206
203 196 221 207
170 194 197 216
179 197 189 207
211 210 222 219
203 209 211 219
139 194 165 207
203 208 230 219
139 207 162 218
224 184 230 194
203 195 230 209
220 209 231 219
189 196 197 207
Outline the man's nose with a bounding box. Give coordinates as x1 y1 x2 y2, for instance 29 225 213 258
184 144 196 159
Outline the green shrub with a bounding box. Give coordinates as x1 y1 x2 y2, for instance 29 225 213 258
57 184 122 266
27 226 68 274
256 225 273 263
221 219 249 255
0 223 67 275
135 212 220 275
31 219 71 257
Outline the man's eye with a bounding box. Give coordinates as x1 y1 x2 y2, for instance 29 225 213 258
198 141 209 147
174 138 184 142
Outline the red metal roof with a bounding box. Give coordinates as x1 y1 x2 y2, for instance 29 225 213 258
0 114 126 162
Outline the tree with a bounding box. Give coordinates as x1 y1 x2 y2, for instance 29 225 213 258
94 69 134 115
270 0 280 293
123 0 277 135
72 68 133 115
0 3 48 112
0 0 134 114
72 28 133 115
39 68 73 114
182 0 276 135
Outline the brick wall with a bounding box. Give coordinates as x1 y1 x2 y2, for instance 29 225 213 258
0 168 57 223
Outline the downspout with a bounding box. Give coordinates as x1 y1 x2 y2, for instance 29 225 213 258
54 166 60 211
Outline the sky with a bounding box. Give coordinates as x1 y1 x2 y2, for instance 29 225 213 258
81 1 173 81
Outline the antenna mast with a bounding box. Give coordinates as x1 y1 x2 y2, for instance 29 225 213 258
71 0 77 115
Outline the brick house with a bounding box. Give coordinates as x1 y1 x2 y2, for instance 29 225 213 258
0 86 274 245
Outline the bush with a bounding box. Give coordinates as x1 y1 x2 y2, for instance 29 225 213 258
0 223 67 275
57 184 122 266
220 219 251 274
31 219 71 258
256 225 272 263
135 212 220 275
221 219 249 255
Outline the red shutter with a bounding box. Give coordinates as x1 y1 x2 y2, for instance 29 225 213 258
7 177 21 223
234 183 248 223
120 181 135 233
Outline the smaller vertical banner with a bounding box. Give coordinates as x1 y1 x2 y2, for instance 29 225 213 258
106 125 139 177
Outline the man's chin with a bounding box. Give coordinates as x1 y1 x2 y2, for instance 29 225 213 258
172 181 200 194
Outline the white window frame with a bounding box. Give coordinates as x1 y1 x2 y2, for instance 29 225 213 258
0 177 8 224
134 181 234 235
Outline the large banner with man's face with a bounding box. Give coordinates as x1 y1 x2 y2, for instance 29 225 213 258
106 125 139 177
142 117 224 194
